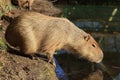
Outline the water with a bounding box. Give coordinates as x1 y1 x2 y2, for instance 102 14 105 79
55 51 120 80
73 21 103 31
55 57 68 80
73 20 120 32
115 73 120 80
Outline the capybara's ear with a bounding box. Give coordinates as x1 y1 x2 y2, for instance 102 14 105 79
84 34 90 41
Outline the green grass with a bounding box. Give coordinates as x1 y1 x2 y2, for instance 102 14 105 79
0 1 13 19
0 38 7 49
62 5 120 32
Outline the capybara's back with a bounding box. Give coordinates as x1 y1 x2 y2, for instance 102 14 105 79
5 12 103 64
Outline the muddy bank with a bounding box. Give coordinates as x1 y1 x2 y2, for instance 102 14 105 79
0 49 58 80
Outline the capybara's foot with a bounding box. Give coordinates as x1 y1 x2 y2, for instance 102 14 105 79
48 58 56 68
48 55 56 68
28 54 39 60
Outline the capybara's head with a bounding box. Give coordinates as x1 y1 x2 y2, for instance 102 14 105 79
76 34 103 63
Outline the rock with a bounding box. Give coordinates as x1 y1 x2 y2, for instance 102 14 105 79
0 49 58 80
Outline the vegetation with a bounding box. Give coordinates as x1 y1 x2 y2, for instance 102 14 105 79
56 0 120 5
0 0 13 19
0 38 7 49
0 0 13 50
62 6 119 20
62 5 120 32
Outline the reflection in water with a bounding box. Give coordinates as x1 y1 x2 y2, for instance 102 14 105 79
115 73 120 80
95 63 114 80
82 69 103 80
95 62 107 72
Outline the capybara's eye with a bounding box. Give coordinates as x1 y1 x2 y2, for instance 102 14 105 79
92 44 95 48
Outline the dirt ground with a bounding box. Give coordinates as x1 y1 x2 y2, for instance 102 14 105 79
0 49 58 80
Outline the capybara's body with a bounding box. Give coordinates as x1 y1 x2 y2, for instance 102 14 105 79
5 12 103 63
11 0 34 10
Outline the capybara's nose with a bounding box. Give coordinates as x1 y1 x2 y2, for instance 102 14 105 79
97 51 103 63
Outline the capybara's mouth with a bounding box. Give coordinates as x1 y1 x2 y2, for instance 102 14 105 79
95 59 102 63
93 56 103 63
86 55 103 63
96 52 104 63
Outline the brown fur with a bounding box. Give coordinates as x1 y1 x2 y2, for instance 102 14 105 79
11 0 34 10
5 12 103 63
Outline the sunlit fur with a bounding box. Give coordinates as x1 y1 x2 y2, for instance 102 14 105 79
5 12 103 63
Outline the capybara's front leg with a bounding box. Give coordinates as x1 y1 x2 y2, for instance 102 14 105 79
48 53 56 68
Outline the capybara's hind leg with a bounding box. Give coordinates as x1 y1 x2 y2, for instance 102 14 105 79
20 44 37 59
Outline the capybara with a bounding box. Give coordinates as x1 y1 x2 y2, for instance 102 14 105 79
5 12 103 65
11 0 34 10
